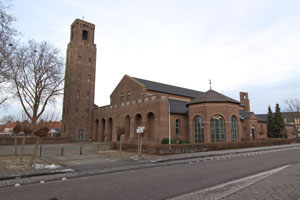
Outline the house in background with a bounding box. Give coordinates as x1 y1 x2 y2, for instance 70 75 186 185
46 121 62 137
0 121 61 137
0 121 17 136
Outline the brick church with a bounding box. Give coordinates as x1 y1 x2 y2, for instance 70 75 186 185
61 19 268 143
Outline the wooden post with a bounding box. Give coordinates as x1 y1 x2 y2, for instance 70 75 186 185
39 145 42 157
80 146 83 155
61 147 64 156
104 136 107 151
20 135 26 160
97 143 100 153
119 134 123 152
14 134 17 156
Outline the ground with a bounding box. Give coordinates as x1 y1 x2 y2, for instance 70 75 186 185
0 155 48 170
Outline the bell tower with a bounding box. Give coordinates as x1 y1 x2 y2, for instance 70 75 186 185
240 92 250 112
62 19 97 140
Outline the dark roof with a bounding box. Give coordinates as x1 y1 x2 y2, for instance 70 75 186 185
239 110 253 119
239 110 267 122
256 112 300 124
255 114 268 122
282 112 300 123
132 77 203 98
187 90 240 105
169 99 188 114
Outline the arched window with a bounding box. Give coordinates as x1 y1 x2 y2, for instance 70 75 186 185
193 116 204 143
82 30 88 40
121 93 124 102
127 91 130 101
231 116 238 142
175 119 180 135
210 115 225 142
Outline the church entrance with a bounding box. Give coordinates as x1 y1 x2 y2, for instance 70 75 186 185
251 127 255 139
77 129 85 140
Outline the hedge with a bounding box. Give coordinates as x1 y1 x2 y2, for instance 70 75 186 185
110 138 298 155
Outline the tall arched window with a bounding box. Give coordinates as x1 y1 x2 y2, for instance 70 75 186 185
231 116 238 142
127 91 130 101
82 30 88 40
210 115 225 142
193 116 204 143
175 119 180 135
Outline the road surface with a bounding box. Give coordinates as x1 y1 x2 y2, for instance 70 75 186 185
1 147 300 200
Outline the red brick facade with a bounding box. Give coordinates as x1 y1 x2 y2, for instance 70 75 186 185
61 19 96 140
61 19 271 144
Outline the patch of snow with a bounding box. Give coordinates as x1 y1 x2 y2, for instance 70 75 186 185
33 164 62 169
131 156 139 161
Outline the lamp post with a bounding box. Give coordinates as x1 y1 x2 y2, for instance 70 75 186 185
169 103 171 149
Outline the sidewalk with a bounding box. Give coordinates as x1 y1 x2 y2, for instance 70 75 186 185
221 162 300 200
1 143 300 188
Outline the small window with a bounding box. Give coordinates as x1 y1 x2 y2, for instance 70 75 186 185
121 93 124 102
87 91 90 99
88 58 91 65
88 74 91 82
127 91 130 101
76 90 80 99
82 30 88 40
176 119 180 135
86 108 89 117
75 108 79 116
78 55 82 63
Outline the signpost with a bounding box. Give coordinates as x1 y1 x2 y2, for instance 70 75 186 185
136 126 145 160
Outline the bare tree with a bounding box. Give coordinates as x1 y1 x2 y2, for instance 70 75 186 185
284 98 300 112
11 40 64 126
0 0 17 105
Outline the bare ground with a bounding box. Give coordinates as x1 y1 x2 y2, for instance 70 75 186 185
0 155 50 170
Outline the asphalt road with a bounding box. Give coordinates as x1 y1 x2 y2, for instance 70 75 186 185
1 148 300 200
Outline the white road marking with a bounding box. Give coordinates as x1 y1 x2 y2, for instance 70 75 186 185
168 165 290 200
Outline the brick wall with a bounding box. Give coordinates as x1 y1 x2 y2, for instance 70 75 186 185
111 139 296 155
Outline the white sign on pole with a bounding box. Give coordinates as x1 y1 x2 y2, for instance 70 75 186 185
136 126 145 134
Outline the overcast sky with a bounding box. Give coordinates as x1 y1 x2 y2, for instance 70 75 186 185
1 0 300 119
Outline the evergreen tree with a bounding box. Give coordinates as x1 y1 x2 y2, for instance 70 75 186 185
273 103 285 137
267 106 276 138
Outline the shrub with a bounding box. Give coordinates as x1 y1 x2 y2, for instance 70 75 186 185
181 139 190 144
161 138 190 144
161 138 169 144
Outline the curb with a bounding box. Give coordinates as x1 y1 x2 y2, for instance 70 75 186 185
0 169 75 181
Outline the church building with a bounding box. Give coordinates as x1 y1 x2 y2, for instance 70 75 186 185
61 19 268 144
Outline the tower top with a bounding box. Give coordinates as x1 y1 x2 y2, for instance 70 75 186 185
71 18 95 27
70 19 95 45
